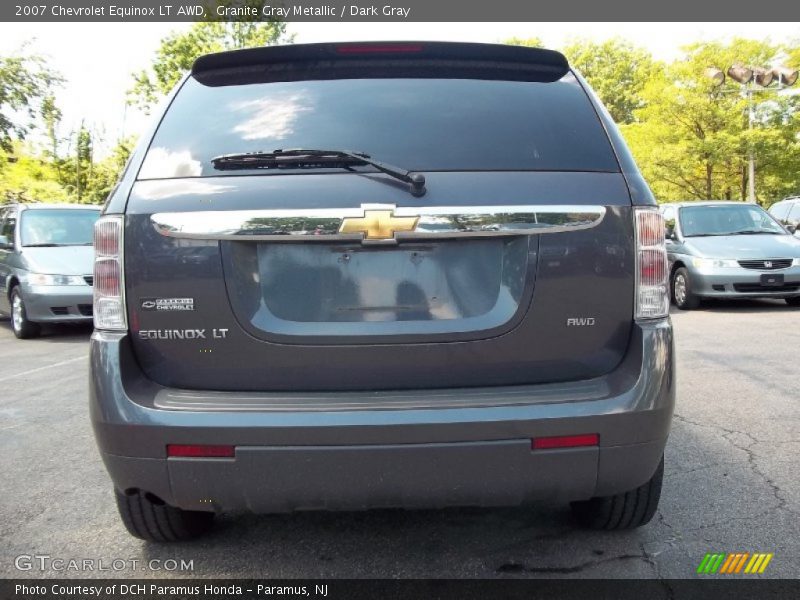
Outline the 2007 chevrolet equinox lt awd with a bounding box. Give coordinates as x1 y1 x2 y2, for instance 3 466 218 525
90 42 675 541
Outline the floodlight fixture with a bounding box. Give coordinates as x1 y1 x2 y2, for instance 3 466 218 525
753 67 774 87
771 66 798 86
704 67 725 86
727 65 754 84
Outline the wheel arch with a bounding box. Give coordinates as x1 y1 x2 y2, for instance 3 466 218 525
7 275 20 300
670 259 687 279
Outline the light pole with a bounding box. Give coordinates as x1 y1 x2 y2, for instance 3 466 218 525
707 63 798 203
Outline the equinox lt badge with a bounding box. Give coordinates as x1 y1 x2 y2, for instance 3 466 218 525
138 329 229 340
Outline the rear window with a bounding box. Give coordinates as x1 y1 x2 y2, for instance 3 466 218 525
139 73 619 180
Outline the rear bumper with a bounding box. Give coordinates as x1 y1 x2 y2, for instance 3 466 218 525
19 282 93 322
90 320 675 512
687 264 800 298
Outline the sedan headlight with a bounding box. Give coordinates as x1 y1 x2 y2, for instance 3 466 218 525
692 258 739 268
794 258 800 266
27 273 86 286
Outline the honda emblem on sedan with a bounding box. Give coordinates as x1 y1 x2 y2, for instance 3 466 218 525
764 261 773 269
339 208 419 241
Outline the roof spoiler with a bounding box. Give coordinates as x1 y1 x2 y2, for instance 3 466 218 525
191 41 570 86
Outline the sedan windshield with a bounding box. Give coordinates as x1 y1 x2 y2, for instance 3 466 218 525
20 209 99 247
679 204 786 237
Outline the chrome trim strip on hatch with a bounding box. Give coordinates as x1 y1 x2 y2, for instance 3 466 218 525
151 204 607 243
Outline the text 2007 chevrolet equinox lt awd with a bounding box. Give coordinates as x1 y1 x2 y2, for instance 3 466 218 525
90 42 675 541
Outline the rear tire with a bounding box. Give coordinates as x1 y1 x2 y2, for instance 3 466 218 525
114 489 214 542
786 297 800 307
571 456 663 530
671 267 700 310
10 287 41 339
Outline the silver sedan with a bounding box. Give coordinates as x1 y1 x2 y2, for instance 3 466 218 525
659 201 800 309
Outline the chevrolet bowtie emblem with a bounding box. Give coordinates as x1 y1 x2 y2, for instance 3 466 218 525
339 208 419 241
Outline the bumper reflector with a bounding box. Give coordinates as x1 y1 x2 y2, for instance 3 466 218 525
167 444 235 458
532 434 599 450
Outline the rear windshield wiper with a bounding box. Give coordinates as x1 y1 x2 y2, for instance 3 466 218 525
210 148 427 197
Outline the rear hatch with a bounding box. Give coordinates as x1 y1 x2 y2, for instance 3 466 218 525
124 42 635 392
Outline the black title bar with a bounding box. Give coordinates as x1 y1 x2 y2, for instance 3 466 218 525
3 579 800 600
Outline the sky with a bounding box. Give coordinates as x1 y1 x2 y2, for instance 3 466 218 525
1 22 799 157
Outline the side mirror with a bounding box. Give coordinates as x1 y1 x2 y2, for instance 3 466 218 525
664 227 676 241
787 224 797 234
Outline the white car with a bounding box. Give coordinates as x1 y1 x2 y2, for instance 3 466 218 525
769 197 800 238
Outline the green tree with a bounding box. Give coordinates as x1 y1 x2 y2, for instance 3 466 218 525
40 94 62 162
82 136 137 205
74 124 93 201
504 37 544 48
106 136 135 176
1 129 135 205
562 38 658 124
0 142 69 203
621 39 800 203
128 18 292 113
0 49 62 152
782 43 800 75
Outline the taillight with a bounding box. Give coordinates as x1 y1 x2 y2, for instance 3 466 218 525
94 219 119 255
634 208 669 320
93 216 127 330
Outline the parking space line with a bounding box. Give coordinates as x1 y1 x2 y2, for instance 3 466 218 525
0 356 86 383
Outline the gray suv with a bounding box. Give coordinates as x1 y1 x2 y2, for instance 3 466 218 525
90 42 675 541
0 203 99 338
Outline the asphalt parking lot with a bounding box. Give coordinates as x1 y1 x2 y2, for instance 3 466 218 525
1 301 798 580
